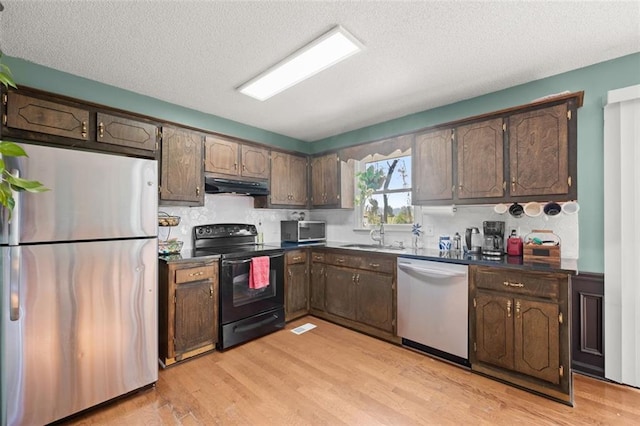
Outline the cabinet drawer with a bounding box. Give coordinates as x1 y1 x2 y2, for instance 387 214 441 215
287 250 308 265
474 266 561 299
311 251 326 263
327 252 395 274
359 256 395 274
175 265 215 284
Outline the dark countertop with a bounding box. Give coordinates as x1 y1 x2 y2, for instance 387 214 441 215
276 241 578 274
159 241 577 274
158 250 221 264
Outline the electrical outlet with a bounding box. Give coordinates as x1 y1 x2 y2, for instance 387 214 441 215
425 225 434 236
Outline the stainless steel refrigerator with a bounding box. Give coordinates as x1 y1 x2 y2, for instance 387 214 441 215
1 144 158 425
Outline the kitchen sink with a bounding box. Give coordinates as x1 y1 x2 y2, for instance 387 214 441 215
340 243 406 251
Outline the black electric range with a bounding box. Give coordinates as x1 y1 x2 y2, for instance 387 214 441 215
192 223 283 258
193 224 285 350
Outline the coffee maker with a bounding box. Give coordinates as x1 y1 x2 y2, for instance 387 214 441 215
482 221 505 257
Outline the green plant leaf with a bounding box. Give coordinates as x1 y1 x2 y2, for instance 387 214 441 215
0 183 15 214
0 72 17 89
0 141 28 157
4 174 48 193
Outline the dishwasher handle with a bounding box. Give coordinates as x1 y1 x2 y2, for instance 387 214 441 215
398 261 467 278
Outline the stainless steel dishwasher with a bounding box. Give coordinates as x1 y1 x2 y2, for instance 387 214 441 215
397 257 470 367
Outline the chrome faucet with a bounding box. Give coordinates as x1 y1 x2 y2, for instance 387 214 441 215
370 216 385 247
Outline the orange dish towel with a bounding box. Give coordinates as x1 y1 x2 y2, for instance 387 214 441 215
249 256 270 289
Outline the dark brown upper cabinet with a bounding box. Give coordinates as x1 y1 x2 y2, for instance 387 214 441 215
310 153 355 209
204 135 270 180
507 103 572 198
96 112 159 152
4 91 89 141
1 86 158 158
259 151 308 208
413 128 454 203
456 117 504 200
411 92 581 205
160 126 204 206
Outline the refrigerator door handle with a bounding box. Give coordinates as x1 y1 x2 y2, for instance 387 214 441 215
8 168 21 246
9 245 21 321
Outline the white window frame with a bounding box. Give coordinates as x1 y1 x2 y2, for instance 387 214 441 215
353 148 415 231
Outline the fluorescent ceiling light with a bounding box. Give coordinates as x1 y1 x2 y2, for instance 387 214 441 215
238 26 364 101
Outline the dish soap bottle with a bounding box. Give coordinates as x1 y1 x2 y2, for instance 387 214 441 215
257 221 264 244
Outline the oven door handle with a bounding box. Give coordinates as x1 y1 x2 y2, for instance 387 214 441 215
223 252 284 266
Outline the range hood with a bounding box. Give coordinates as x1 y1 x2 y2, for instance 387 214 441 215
204 176 269 196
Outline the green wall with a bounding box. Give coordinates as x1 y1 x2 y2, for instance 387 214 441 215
6 53 640 273
312 52 640 273
4 56 307 153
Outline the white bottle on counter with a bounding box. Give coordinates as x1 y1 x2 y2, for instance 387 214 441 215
257 221 264 244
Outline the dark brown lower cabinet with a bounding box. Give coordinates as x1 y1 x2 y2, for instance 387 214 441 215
325 266 357 320
469 265 571 405
285 250 309 321
310 249 398 343
159 259 218 367
571 272 604 378
310 261 326 312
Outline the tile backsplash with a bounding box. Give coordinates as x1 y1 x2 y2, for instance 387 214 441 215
312 204 579 259
158 194 308 249
159 197 579 259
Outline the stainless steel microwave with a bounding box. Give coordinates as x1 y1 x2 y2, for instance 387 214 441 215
280 220 326 243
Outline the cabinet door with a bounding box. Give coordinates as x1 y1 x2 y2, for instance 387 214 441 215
286 263 309 320
474 291 514 370
269 151 291 205
310 156 325 206
174 280 216 356
6 92 89 141
508 103 569 196
204 136 239 176
325 266 356 320
413 128 453 202
289 154 308 206
514 298 560 384
456 118 504 199
160 126 204 205
310 263 326 311
311 154 338 207
241 144 270 179
96 112 158 151
355 270 394 332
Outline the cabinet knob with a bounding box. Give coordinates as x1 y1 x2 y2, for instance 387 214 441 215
98 122 104 138
196 186 201 196
511 177 516 192
515 301 521 319
507 300 512 318
369 263 380 268
234 162 238 170
81 121 87 138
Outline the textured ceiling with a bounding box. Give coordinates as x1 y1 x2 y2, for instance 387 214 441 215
1 1 639 142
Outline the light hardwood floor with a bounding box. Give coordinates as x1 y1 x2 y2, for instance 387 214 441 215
65 317 640 425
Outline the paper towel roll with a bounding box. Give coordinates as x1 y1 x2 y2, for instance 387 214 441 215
420 205 457 216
